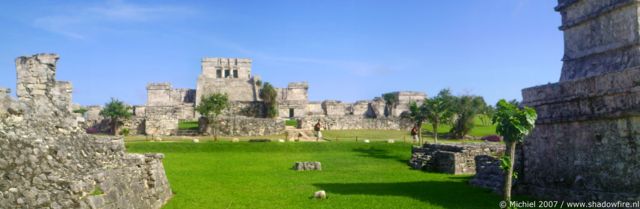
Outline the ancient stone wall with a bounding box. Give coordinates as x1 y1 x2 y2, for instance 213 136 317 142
519 0 640 202
277 82 308 118
196 58 258 104
305 102 324 116
558 0 640 81
206 116 285 136
385 91 426 117
409 143 504 175
347 100 374 117
299 116 413 130
145 106 179 136
321 100 346 116
0 53 171 208
146 83 195 120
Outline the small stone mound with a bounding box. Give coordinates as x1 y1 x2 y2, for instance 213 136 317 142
192 139 199 143
313 190 327 199
387 139 395 143
363 139 370 143
278 139 285 143
293 162 322 171
231 138 240 143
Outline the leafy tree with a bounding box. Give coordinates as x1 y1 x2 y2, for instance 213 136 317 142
450 95 486 139
259 82 278 118
196 93 229 141
492 99 537 204
100 98 132 135
382 93 399 117
409 89 454 144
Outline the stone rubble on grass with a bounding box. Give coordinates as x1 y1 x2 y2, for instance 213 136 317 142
387 139 395 143
314 190 327 199
364 139 370 143
278 139 285 143
192 139 199 143
231 138 240 143
293 162 322 171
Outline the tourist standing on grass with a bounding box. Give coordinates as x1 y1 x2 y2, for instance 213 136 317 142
314 120 322 141
411 125 419 143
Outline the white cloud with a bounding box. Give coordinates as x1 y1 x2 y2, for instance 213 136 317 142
33 0 197 39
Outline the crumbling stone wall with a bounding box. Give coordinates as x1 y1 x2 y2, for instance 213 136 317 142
299 116 413 131
206 116 285 136
145 106 179 136
409 143 504 174
519 0 640 202
196 58 258 104
321 100 347 116
277 82 308 118
0 53 172 208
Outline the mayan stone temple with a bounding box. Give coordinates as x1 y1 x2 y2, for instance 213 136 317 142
521 0 640 201
0 54 172 208
84 57 425 138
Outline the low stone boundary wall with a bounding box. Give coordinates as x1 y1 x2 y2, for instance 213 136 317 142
206 116 285 136
409 143 504 174
299 116 413 130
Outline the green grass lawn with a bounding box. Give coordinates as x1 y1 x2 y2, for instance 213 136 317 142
422 115 496 137
126 140 530 209
178 120 199 130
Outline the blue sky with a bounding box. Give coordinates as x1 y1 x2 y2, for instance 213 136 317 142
0 0 562 106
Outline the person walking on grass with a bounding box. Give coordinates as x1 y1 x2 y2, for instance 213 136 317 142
411 125 420 144
314 120 322 141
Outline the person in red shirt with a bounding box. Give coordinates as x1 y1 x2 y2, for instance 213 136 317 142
411 125 419 144
314 120 322 140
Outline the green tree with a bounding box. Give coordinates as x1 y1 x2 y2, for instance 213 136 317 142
382 93 399 117
100 98 132 135
492 99 537 204
259 82 278 118
450 95 486 139
196 93 229 141
409 89 453 144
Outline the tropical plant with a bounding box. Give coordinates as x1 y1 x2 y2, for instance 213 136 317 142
99 98 132 135
196 93 229 141
492 99 537 204
259 82 278 118
409 89 454 144
450 95 486 139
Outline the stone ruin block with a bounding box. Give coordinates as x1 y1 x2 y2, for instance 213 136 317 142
409 143 504 175
518 0 640 202
293 162 322 171
0 54 172 208
322 100 346 116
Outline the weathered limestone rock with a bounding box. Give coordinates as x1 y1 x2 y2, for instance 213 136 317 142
322 100 346 116
313 190 327 199
277 82 308 118
299 116 413 131
519 0 640 201
293 162 322 171
208 116 285 136
409 143 504 175
370 97 387 118
0 54 172 208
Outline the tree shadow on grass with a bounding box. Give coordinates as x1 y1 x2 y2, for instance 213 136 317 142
314 181 500 209
352 147 409 165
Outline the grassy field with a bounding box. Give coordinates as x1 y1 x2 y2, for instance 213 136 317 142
422 115 496 137
126 141 529 209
